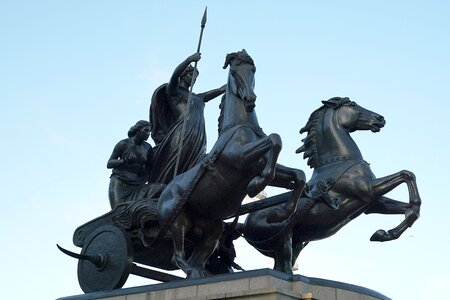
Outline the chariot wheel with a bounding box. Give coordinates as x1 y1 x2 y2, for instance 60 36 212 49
77 224 133 293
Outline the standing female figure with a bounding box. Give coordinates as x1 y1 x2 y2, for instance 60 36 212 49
149 53 225 184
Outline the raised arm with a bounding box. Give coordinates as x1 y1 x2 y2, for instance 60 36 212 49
166 53 201 94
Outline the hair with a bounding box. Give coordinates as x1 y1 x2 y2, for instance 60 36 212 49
128 120 151 138
217 94 226 135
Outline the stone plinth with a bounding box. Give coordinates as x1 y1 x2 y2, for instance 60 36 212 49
57 269 391 300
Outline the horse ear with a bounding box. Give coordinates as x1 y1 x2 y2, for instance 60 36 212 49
223 55 230 69
321 100 334 107
223 52 235 69
322 99 340 108
323 97 350 108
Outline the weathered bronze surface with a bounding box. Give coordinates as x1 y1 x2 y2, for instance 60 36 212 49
241 97 421 274
107 120 164 209
58 11 421 294
156 49 305 278
149 53 225 184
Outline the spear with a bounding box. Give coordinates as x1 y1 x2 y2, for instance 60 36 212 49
173 7 207 178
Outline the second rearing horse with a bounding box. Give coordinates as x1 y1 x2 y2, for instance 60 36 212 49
241 97 422 275
157 49 305 278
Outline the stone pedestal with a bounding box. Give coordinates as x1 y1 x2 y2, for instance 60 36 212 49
58 269 390 300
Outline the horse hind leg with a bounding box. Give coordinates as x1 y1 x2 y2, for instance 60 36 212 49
291 241 308 268
273 231 294 275
186 219 224 278
167 212 192 273
158 185 193 275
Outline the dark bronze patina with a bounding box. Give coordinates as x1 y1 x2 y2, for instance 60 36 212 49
156 49 305 278
241 97 421 275
57 10 421 294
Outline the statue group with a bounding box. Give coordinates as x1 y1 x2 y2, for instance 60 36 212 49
58 48 421 293
58 11 421 293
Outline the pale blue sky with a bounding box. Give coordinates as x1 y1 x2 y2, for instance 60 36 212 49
1 1 449 299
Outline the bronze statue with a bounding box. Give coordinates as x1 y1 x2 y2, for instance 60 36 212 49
241 97 422 275
156 49 306 279
57 11 421 291
57 50 305 291
107 120 163 209
149 53 226 184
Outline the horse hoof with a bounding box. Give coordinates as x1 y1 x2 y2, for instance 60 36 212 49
187 268 210 279
370 229 391 242
247 176 266 198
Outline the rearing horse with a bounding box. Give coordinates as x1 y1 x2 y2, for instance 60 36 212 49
242 97 421 274
157 50 305 278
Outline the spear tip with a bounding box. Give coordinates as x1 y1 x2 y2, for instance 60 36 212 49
201 6 207 27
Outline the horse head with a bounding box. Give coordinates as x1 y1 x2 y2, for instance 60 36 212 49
323 97 386 133
298 97 386 168
223 49 257 112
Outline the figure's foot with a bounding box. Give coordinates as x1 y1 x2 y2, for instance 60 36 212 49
266 207 291 223
247 176 266 198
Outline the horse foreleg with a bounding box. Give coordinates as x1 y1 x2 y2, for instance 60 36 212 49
365 196 411 215
267 164 306 223
369 170 421 242
241 134 282 197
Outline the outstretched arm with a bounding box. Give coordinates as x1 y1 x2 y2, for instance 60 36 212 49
166 53 201 94
202 84 227 102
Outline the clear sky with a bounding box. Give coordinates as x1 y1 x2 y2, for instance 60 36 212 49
1 1 449 299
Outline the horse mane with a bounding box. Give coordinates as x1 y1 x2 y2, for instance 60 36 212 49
217 94 226 135
297 97 351 168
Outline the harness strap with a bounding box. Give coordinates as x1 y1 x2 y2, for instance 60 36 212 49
306 160 367 209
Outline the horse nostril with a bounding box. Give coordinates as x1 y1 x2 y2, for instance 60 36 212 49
376 115 384 121
245 95 257 103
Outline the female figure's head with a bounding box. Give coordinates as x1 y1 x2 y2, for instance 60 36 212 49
128 120 151 141
181 65 199 88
